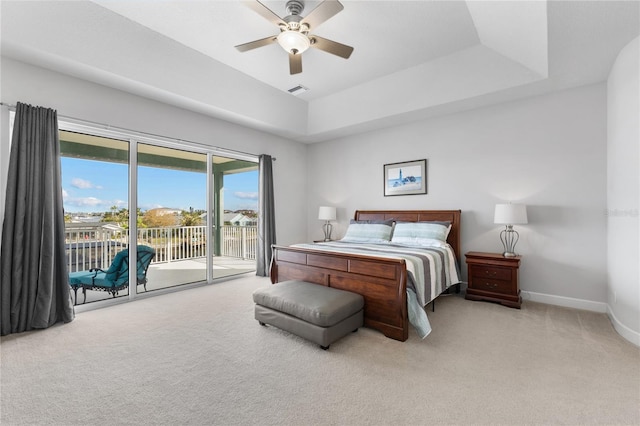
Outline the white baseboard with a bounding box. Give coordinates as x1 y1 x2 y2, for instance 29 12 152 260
521 290 640 347
521 290 608 313
606 306 640 347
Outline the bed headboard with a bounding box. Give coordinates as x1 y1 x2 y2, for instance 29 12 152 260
354 210 462 261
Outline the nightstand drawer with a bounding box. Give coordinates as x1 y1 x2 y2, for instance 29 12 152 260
471 278 512 295
469 265 512 281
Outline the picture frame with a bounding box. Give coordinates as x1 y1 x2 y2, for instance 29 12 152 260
383 159 427 196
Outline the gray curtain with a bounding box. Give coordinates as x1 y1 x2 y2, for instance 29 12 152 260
1 102 74 335
256 154 276 277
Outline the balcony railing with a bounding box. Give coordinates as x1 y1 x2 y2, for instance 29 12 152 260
65 225 257 273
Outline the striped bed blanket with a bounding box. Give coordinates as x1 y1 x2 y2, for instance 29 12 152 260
291 241 461 338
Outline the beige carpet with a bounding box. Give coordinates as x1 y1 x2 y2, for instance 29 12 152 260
1 275 639 425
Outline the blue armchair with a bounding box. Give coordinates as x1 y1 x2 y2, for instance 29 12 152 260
69 245 156 305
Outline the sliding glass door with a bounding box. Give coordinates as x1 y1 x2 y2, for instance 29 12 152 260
60 130 130 305
59 123 259 306
212 156 259 279
136 143 208 292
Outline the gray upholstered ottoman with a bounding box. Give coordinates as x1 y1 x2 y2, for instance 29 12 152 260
253 280 364 350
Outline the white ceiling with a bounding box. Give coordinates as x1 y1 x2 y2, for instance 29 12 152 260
1 1 638 143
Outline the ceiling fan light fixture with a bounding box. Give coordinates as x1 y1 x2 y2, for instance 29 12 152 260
277 30 310 54
235 0 353 75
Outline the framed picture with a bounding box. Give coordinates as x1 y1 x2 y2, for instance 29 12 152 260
383 159 427 196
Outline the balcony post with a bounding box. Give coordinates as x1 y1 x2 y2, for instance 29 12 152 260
242 227 247 260
167 229 172 263
213 169 224 257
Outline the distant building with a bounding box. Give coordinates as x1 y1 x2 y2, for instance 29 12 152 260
149 207 182 216
223 213 256 226
69 214 102 223
200 211 257 226
64 222 124 240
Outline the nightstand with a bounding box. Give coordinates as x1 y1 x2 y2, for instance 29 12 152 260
465 252 521 309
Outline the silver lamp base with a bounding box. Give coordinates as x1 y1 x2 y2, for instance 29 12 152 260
500 225 520 257
322 221 333 241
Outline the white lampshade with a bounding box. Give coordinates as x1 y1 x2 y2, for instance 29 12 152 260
277 30 310 54
318 206 336 221
494 204 528 225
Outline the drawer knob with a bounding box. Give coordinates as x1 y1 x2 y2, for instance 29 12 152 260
484 282 497 288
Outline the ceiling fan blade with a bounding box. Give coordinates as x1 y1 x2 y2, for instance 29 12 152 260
310 35 353 59
235 35 278 52
289 52 302 75
301 0 344 30
243 0 286 26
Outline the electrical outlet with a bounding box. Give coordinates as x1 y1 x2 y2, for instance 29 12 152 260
614 291 617 304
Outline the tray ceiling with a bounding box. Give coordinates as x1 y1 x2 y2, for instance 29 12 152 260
1 1 638 142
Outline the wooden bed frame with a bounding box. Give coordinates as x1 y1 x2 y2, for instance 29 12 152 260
269 210 462 342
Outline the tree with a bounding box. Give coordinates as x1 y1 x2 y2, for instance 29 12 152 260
102 206 128 227
143 209 177 228
101 206 145 229
181 207 204 226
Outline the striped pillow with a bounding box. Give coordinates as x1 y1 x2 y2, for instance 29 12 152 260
391 221 451 247
341 220 394 243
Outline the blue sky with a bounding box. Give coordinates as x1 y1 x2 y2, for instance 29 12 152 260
61 157 258 213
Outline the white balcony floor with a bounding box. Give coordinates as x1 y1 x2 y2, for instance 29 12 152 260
72 256 256 305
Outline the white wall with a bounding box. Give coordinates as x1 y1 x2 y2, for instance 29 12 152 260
307 84 608 306
0 57 308 247
607 36 640 345
2 54 628 333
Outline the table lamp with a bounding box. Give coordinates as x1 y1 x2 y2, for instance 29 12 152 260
494 203 528 257
318 206 336 241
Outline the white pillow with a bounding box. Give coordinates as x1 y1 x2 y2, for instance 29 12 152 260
341 220 394 243
391 221 451 247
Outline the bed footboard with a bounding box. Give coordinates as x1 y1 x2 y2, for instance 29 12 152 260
270 244 409 341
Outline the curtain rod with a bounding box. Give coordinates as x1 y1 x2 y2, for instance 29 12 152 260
0 102 275 162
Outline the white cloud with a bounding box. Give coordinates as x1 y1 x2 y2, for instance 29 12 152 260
73 197 104 207
234 192 258 200
71 178 102 190
64 196 101 207
139 203 165 211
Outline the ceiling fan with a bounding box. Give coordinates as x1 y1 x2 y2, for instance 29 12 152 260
235 0 354 75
